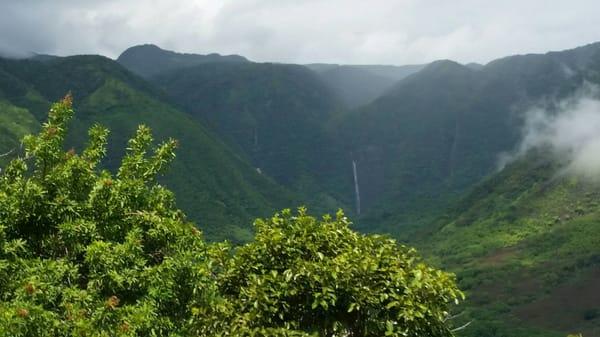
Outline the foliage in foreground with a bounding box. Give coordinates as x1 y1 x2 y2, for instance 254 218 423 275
0 97 463 336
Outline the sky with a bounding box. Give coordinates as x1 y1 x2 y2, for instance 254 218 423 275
1 0 600 65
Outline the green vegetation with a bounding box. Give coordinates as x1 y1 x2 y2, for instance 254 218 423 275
335 43 600 236
151 61 348 214
117 44 249 79
415 151 600 337
0 100 39 166
2 41 600 336
119 41 600 241
0 97 462 336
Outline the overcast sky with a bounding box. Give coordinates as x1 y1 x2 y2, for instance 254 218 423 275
1 0 600 65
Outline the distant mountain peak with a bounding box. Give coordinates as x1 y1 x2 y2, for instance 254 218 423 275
117 44 249 78
422 59 470 72
128 43 162 50
121 43 160 51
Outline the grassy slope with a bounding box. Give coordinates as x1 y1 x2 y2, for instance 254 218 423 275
0 100 39 167
0 60 45 166
416 152 600 337
0 56 297 242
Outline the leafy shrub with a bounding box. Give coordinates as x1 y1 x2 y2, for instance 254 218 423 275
222 208 463 337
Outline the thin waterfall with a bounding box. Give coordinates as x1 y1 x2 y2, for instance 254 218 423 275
253 126 258 149
352 159 361 215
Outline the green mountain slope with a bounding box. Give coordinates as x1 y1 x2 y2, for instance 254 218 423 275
0 59 46 166
338 60 508 233
147 61 348 214
417 151 600 337
0 100 39 167
340 42 600 236
117 44 249 78
0 55 296 242
117 42 600 239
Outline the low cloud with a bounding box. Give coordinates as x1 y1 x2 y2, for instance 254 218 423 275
1 1 600 64
499 85 600 179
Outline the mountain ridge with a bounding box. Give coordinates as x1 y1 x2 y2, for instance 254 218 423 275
117 44 249 78
3 39 600 337
338 42 600 235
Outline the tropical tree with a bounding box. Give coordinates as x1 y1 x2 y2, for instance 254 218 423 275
221 208 463 337
0 95 231 336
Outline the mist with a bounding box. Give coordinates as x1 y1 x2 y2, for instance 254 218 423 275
500 85 600 178
0 41 33 59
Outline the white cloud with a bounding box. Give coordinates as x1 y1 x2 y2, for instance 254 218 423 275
500 85 600 179
1 0 600 64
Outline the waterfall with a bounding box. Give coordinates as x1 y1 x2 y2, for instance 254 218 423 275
352 159 361 215
253 126 258 149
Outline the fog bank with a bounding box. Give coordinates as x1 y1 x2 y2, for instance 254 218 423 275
500 85 600 178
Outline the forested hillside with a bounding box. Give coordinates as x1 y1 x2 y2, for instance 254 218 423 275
417 150 600 337
0 101 39 167
1 41 600 337
2 0 600 336
0 55 297 242
340 42 600 236
0 97 463 336
113 41 600 240
148 61 347 213
117 44 249 78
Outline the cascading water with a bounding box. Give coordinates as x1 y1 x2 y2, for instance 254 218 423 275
253 126 258 149
352 159 361 215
